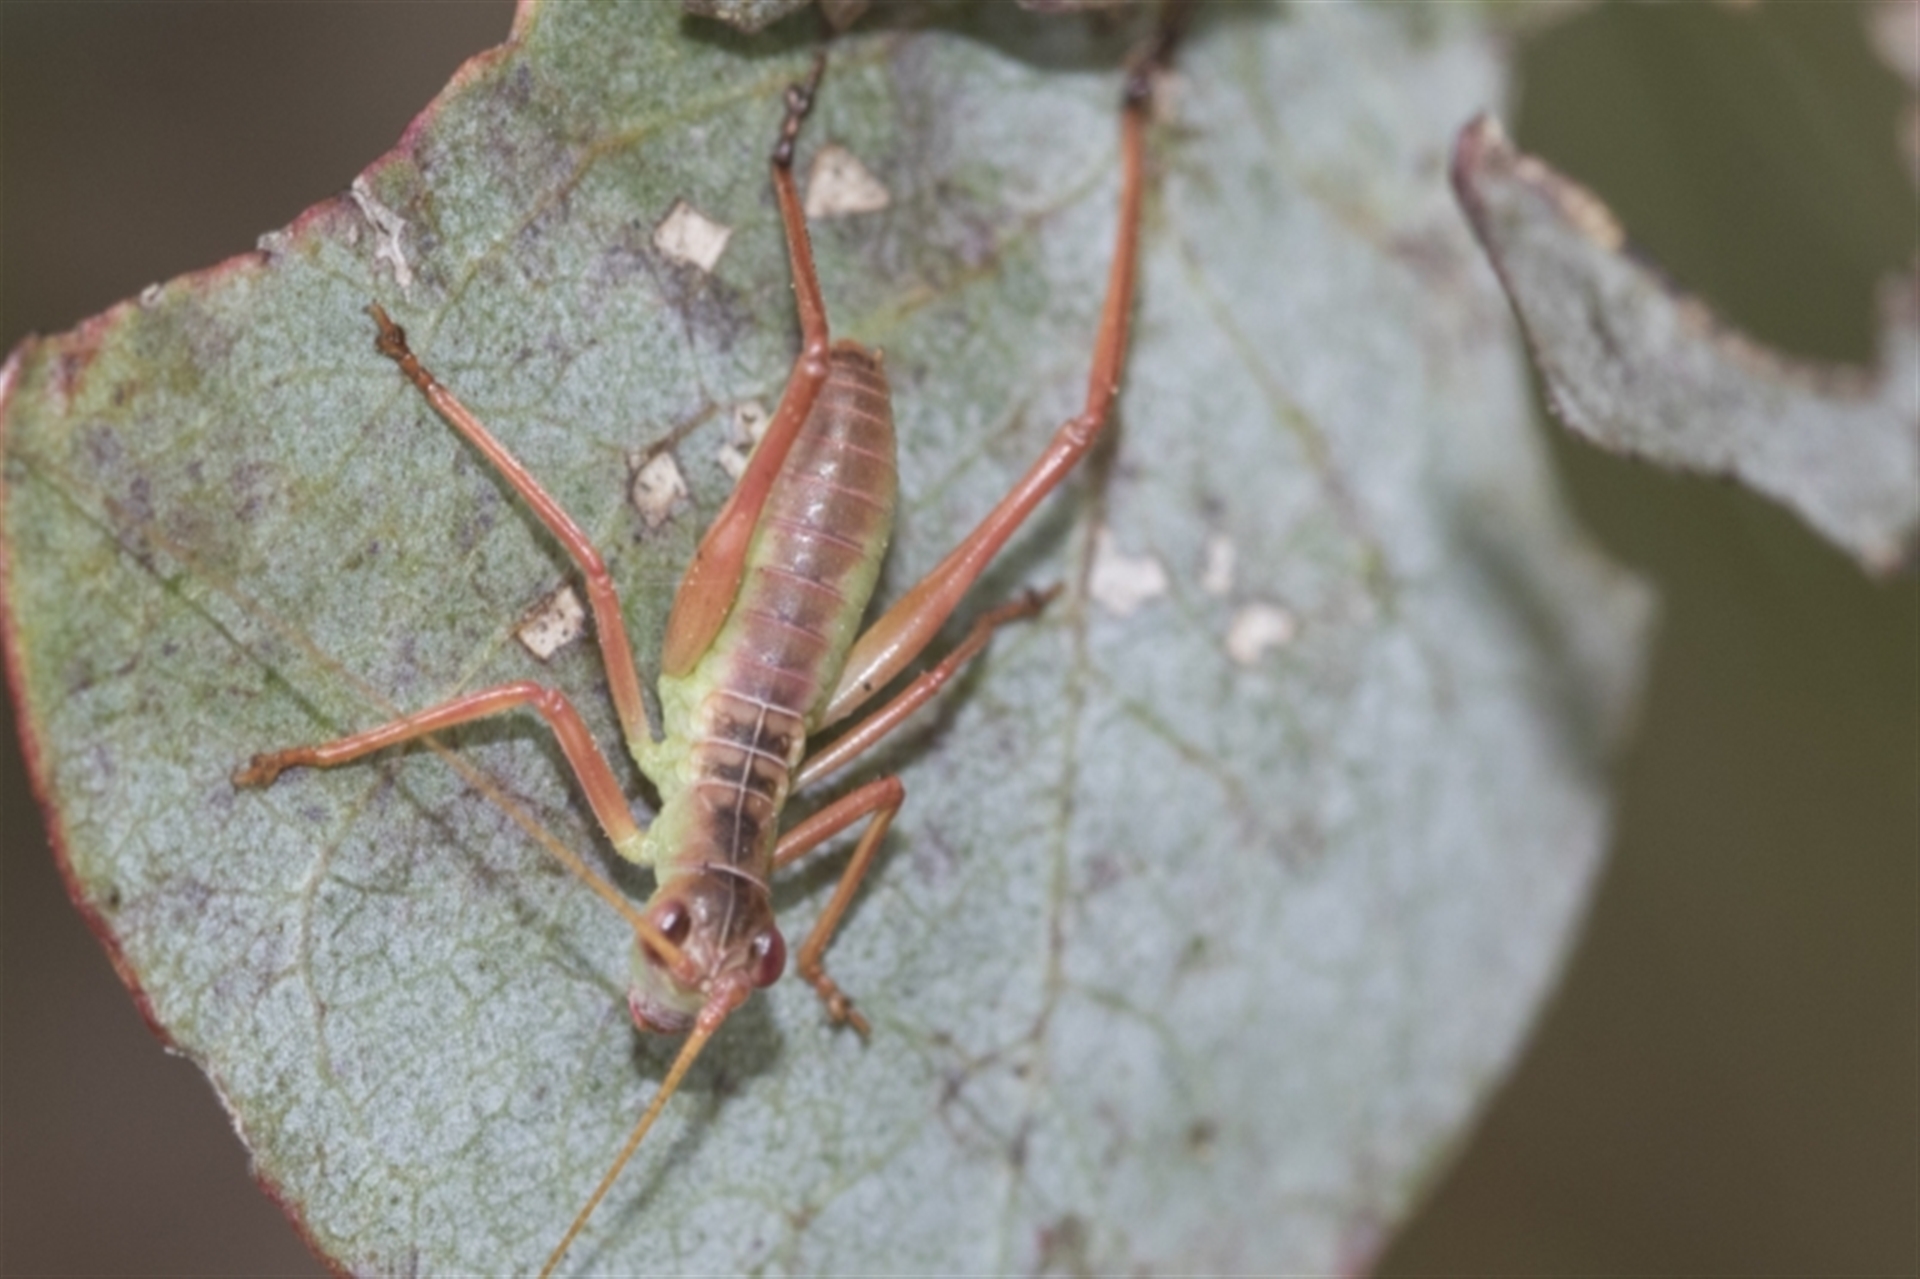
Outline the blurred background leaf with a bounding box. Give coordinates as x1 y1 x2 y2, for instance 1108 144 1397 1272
1453 114 1917 576
1388 2 1918 1271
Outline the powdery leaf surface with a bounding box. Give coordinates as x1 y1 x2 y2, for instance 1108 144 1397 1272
1453 114 1920 576
1 3 1649 1273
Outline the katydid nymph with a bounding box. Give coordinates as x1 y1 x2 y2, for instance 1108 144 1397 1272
236 48 1157 1276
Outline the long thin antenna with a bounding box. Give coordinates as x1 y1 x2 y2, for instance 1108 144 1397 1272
538 989 742 1278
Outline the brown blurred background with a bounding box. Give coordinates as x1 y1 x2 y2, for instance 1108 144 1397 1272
2 2 1914 1274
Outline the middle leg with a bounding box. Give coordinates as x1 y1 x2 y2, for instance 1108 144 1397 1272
233 681 686 965
774 774 907 1037
796 586 1058 791
234 680 644 861
772 589 1058 1031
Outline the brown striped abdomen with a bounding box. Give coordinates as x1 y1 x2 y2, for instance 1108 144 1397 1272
674 340 897 888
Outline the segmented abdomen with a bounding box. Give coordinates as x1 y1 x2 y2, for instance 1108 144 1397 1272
674 342 896 887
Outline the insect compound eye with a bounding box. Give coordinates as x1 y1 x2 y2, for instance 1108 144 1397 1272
643 898 693 966
748 929 786 988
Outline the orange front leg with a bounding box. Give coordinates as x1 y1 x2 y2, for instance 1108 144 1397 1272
774 775 907 1037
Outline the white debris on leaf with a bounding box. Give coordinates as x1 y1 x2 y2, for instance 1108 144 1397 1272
735 400 771 442
1088 526 1169 617
349 176 414 291
653 200 733 272
1226 603 1298 666
516 585 587 661
804 145 891 219
631 452 690 529
1200 533 1236 597
717 400 771 481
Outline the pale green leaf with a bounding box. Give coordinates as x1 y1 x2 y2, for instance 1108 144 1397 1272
1 2 1648 1273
